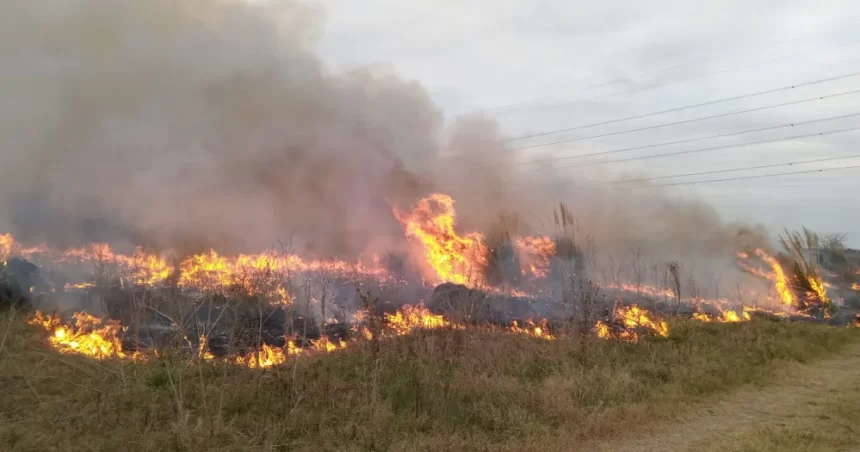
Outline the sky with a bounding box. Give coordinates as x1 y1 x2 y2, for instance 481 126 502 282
315 0 860 247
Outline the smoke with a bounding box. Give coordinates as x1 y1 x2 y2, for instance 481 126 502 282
0 0 765 291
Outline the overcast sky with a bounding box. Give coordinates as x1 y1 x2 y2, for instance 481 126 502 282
314 0 860 247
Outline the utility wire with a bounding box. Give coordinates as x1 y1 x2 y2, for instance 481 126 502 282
502 70 860 143
486 21 860 114
501 43 860 116
618 164 860 189
587 154 860 186
515 110 860 167
556 126 860 168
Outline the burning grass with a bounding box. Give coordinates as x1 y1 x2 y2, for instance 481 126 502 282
1 309 856 452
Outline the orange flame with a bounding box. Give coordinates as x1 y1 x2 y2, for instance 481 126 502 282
0 232 13 261
394 194 487 286
1 231 388 303
28 311 138 360
384 303 449 335
596 305 669 342
515 236 556 278
754 249 795 306
510 318 554 340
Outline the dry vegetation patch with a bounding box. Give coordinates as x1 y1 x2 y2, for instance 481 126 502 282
1 309 857 452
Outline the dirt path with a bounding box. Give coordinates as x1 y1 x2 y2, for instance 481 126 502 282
587 342 860 452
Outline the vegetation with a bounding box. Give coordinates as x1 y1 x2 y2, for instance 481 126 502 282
1 308 856 452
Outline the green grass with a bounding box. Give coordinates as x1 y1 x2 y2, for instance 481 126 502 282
0 309 857 452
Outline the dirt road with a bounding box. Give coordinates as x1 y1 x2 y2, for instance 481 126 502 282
588 342 860 452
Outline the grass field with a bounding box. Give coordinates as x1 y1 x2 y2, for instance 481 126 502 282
1 308 857 452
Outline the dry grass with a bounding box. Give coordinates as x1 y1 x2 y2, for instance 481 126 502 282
591 341 860 452
0 308 857 452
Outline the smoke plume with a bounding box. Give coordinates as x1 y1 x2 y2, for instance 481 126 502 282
0 0 762 290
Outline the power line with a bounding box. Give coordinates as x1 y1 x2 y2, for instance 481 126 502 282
587 154 860 186
617 164 860 189
515 110 860 167
499 43 860 117
503 69 860 143
485 21 860 114
556 126 860 168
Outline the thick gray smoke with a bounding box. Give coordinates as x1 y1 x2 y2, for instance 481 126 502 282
0 0 763 292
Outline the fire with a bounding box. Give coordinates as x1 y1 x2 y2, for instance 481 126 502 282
852 283 860 291
0 232 13 261
617 305 669 337
692 312 713 323
1 231 387 301
394 194 487 286
515 236 556 278
596 305 669 342
235 343 287 369
510 318 554 340
28 311 136 360
754 249 795 306
807 276 829 303
384 303 450 335
722 310 751 323
692 310 751 323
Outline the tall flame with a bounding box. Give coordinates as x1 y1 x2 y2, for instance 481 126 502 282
754 249 795 306
394 194 487 286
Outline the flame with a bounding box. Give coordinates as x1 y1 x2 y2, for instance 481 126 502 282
807 276 829 303
692 312 714 322
617 305 670 337
0 231 387 302
596 305 669 342
515 236 556 278
852 283 860 291
394 194 487 286
235 343 287 369
64 282 96 290
722 310 751 323
510 318 554 340
384 303 449 335
754 249 795 306
28 311 136 360
0 232 13 261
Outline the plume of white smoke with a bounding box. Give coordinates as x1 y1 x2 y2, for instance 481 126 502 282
0 0 765 294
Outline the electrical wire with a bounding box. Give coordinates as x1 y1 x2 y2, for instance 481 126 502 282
503 70 860 143
587 154 860 186
514 110 860 167
617 164 860 189
557 126 860 168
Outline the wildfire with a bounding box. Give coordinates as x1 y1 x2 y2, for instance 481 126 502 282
394 194 487 286
510 318 554 340
28 311 138 361
384 303 450 335
235 343 287 369
753 249 795 306
515 236 556 278
1 231 387 301
596 305 669 342
0 232 13 261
